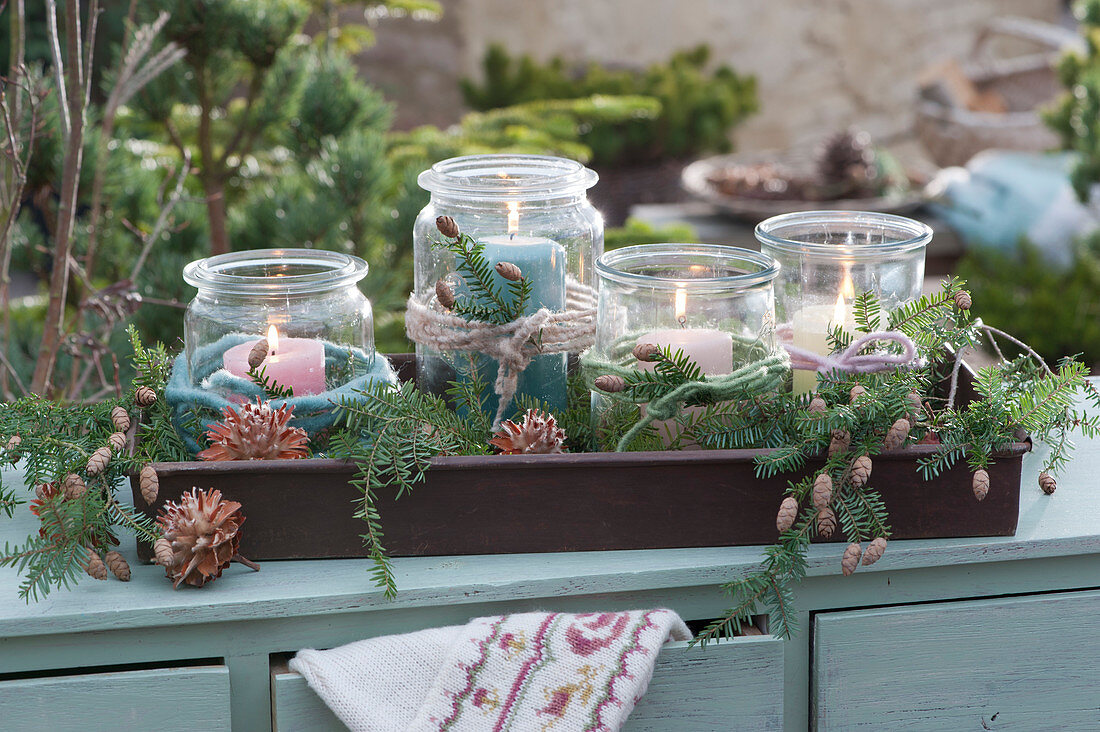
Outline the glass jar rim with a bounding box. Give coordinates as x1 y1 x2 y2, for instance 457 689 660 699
418 154 598 201
754 210 932 259
596 244 780 293
182 249 368 295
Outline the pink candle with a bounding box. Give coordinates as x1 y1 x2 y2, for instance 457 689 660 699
223 326 326 396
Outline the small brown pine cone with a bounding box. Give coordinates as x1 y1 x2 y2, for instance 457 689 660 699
435 279 455 309
110 406 131 433
972 469 990 501
5 434 21 462
812 473 833 510
954 290 972 310
84 550 108 580
850 384 867 403
139 464 159 504
135 386 157 407
435 215 459 238
594 374 626 393
841 542 862 576
35 483 52 500
494 261 523 281
153 538 174 566
883 418 911 450
907 391 923 420
633 343 661 362
850 455 873 488
247 339 269 369
817 506 837 538
808 396 826 413
862 537 887 566
108 432 127 452
828 429 851 458
776 496 799 533
62 473 86 500
104 550 131 581
1038 472 1057 495
86 445 112 476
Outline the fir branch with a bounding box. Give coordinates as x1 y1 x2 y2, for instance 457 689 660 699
247 364 295 400
436 233 530 324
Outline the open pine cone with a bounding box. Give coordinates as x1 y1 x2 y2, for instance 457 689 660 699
489 409 567 455
816 129 877 196
198 400 308 461
157 487 245 588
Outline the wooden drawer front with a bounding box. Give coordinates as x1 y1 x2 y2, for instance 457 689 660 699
0 665 231 732
273 635 784 731
814 590 1100 730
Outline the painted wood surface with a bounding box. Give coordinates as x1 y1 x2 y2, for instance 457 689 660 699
814 590 1100 730
0 664 231 732
272 637 783 731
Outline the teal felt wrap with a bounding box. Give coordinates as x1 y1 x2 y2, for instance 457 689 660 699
166 333 398 455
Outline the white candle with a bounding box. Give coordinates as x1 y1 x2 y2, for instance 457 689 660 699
790 275 856 394
223 325 326 396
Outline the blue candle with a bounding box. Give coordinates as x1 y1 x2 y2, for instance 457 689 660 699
455 232 568 418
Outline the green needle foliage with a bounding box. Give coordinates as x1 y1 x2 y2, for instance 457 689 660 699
434 231 532 324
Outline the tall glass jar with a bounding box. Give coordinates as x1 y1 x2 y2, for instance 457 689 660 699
590 244 780 445
413 154 602 417
755 211 930 394
181 249 374 396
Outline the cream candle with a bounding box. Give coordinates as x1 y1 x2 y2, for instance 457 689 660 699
223 325 326 396
790 275 856 394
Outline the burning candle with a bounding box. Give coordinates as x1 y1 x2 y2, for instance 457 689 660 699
790 269 856 394
223 325 326 396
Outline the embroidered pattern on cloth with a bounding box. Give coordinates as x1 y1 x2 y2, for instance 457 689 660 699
290 609 690 732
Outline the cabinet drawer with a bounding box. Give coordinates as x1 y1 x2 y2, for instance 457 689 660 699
0 664 231 732
273 635 784 731
814 590 1100 730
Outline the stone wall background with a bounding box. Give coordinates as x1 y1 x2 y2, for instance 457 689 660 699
353 0 1063 152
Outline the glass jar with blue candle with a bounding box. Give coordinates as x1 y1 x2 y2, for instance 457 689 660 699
413 155 602 417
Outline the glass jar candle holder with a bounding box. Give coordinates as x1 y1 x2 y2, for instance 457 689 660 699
412 154 602 417
590 244 780 446
756 211 930 394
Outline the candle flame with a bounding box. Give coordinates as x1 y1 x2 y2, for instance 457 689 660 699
267 324 279 354
675 287 687 321
831 268 856 325
507 201 520 235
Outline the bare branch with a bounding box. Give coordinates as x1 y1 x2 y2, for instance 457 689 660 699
132 152 191 281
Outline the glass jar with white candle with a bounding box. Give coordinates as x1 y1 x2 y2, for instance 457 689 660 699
413 154 602 416
182 249 375 396
755 211 930 394
590 244 781 445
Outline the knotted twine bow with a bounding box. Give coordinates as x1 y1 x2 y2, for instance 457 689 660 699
405 281 597 428
782 330 919 376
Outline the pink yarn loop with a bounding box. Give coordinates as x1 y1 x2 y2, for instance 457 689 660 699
783 330 918 374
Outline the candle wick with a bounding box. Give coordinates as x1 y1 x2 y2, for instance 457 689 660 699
678 316 687 329
509 233 515 241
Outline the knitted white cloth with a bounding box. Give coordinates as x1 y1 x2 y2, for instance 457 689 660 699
290 609 691 732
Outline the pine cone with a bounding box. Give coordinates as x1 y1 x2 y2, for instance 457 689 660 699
954 290 972 310
436 215 460 238
86 445 112 476
489 409 567 455
5 434 20 463
153 538 174 566
817 506 837 538
812 473 833 510
862 537 887 566
594 374 626 393
247 339 269 370
157 488 245 588
632 343 660 362
110 406 131 433
104 550 131 581
972 469 990 501
776 496 799 533
198 400 309 461
494 261 523 281
850 384 867 403
435 279 455 309
828 429 851 457
139 464 159 505
35 482 57 501
62 473 86 500
808 396 826 413
84 550 108 580
135 386 157 407
850 455 872 488
817 130 876 189
841 542 862 576
907 391 923 420
1039 472 1057 495
883 418 911 450
108 432 127 452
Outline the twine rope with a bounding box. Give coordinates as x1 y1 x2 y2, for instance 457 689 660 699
405 280 597 427
781 330 919 375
